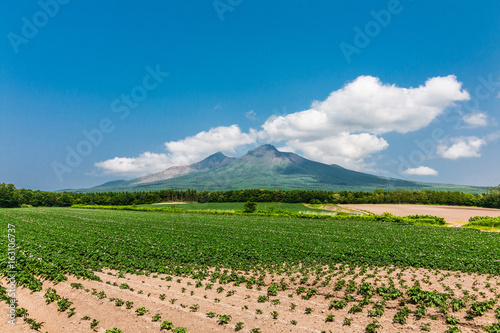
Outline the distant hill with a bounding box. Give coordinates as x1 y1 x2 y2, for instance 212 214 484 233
85 144 485 193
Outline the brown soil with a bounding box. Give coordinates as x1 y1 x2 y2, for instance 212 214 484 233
2 265 498 333
322 204 500 225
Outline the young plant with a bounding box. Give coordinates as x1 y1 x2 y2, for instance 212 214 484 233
44 288 61 304
90 319 100 329
67 307 76 317
160 320 174 330
135 307 149 316
420 322 431 331
57 297 73 312
365 319 383 333
23 318 45 331
15 307 29 318
445 316 460 325
325 313 335 322
235 322 244 331
218 314 232 325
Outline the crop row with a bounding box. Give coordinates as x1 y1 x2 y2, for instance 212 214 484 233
1 207 500 293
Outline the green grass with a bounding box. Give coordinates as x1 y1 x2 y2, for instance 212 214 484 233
463 216 500 231
139 202 322 212
1 207 500 293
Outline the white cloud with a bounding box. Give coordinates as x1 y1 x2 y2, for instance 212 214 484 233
96 125 256 176
245 110 256 120
164 124 256 162
263 75 469 140
462 112 489 127
96 75 471 176
437 136 485 159
95 152 171 176
403 166 438 176
279 133 388 170
486 130 500 142
261 75 469 167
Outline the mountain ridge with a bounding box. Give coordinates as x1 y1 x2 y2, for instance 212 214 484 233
82 144 486 193
133 152 235 184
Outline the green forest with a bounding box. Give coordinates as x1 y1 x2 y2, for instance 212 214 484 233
1 183 499 209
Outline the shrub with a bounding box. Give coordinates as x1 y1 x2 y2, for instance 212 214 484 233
243 201 257 213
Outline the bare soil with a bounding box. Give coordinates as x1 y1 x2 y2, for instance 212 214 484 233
3 265 499 333
322 204 500 225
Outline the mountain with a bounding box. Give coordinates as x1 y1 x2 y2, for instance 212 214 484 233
134 152 235 184
86 144 478 192
91 152 235 190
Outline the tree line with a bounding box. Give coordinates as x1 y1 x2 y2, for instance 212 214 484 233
1 183 499 209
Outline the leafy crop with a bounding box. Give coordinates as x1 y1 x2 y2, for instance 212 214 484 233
217 314 231 325
3 207 500 293
135 307 149 316
160 320 174 330
57 297 73 312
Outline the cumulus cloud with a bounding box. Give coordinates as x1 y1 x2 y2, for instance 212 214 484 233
436 136 485 159
261 75 469 167
95 152 171 176
263 75 469 139
403 166 438 176
164 125 257 163
96 75 470 175
462 112 489 127
96 125 256 176
278 133 389 170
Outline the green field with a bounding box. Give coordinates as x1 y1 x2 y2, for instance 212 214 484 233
2 207 500 292
141 202 322 212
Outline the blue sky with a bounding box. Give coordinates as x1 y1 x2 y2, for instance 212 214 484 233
1 0 499 190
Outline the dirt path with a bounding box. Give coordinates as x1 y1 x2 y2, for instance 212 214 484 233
320 204 500 224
